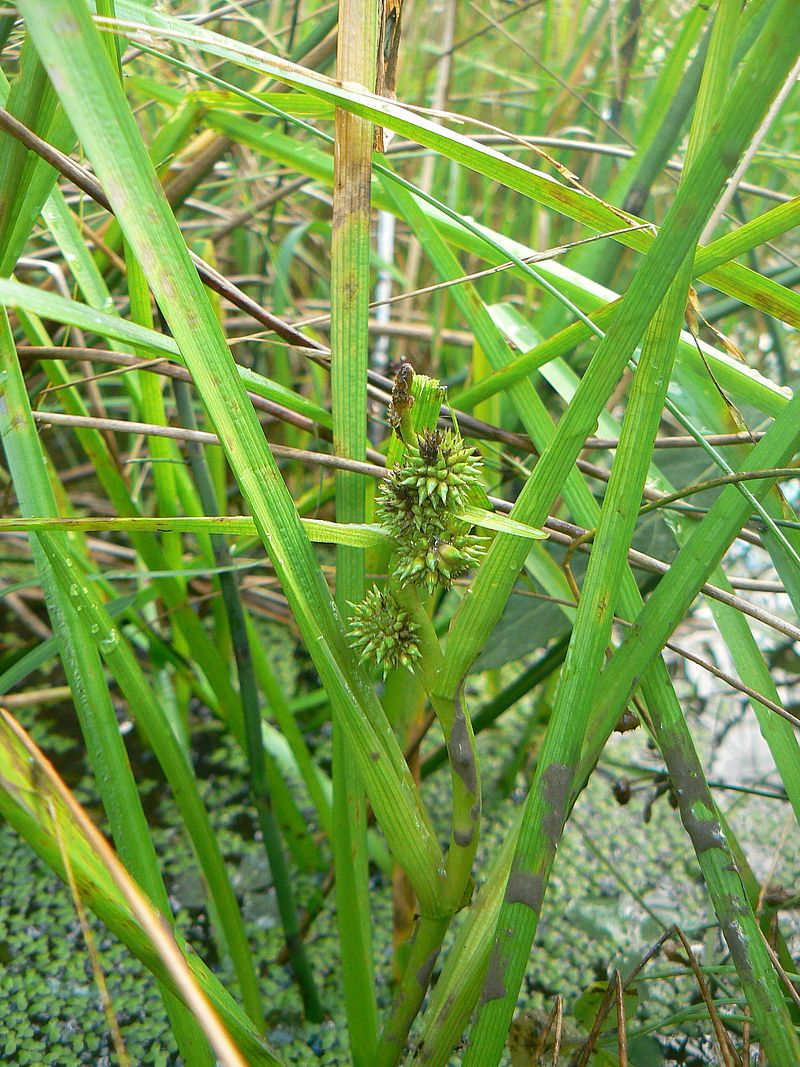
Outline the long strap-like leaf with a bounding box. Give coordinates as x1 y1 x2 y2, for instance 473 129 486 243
18 0 447 915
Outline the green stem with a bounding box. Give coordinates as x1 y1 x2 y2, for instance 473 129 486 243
329 0 380 1060
374 916 450 1067
376 583 479 1061
391 584 480 900
175 379 320 1023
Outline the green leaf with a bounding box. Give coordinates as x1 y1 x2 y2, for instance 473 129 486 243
19 0 445 916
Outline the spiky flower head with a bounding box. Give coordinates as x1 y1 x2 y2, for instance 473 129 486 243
395 429 482 511
394 528 486 591
375 428 485 590
375 478 446 542
347 587 422 677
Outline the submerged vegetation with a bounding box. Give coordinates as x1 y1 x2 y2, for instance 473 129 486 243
1 0 800 1063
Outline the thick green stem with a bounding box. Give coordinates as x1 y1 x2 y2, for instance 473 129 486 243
374 916 450 1067
392 584 480 906
376 583 479 1061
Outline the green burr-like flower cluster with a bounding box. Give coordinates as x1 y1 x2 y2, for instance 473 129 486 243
377 428 486 591
347 425 484 673
393 528 485 589
395 430 482 511
347 587 422 676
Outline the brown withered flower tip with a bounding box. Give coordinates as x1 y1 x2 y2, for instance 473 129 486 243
388 360 415 429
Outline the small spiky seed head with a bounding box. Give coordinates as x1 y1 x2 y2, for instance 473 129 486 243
395 430 482 511
347 587 422 677
376 478 446 541
394 530 486 591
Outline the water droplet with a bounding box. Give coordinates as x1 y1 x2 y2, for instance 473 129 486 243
100 631 119 653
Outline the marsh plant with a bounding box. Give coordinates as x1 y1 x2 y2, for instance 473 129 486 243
1 0 800 1064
